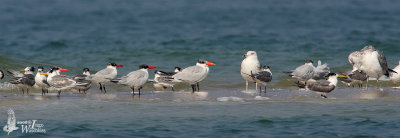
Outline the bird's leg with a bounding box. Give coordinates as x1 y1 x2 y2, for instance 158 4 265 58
78 89 81 93
171 87 175 92
197 83 200 92
191 84 196 93
47 89 49 93
264 86 267 94
259 86 262 95
99 83 103 92
138 87 142 95
103 85 107 93
246 80 248 92
376 79 379 88
255 82 258 92
26 88 29 95
57 90 61 97
132 88 135 96
366 78 369 90
321 94 328 98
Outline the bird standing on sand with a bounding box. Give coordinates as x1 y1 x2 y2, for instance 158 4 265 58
349 45 396 88
241 51 261 92
288 60 315 82
87 62 122 93
34 66 50 95
153 67 182 91
72 68 92 94
390 60 400 88
306 73 346 98
250 66 272 94
112 64 155 95
172 59 215 93
338 70 368 88
6 67 35 95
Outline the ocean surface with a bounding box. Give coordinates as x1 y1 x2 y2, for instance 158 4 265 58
1 0 400 137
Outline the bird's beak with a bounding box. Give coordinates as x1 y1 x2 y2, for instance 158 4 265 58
18 69 25 72
41 73 48 75
338 75 346 78
117 64 123 67
148 66 156 69
60 68 68 72
242 54 248 58
206 62 215 66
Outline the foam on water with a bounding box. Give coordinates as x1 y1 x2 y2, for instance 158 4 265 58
217 96 244 102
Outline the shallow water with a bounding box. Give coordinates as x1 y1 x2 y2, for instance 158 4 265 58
1 88 400 137
1 0 400 137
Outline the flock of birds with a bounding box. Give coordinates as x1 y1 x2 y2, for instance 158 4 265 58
241 45 399 98
0 60 215 96
0 45 399 98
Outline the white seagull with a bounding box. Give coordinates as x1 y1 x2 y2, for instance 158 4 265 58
87 62 122 93
241 51 261 92
349 45 396 88
250 66 272 94
306 73 346 98
34 66 50 95
172 59 215 93
112 64 155 95
390 60 400 88
3 109 19 135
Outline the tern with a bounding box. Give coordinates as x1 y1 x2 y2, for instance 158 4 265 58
112 64 155 95
306 73 346 98
34 66 50 95
6 67 35 95
250 66 272 94
312 60 330 80
72 68 92 94
42 67 86 96
172 59 215 93
241 51 261 92
338 70 368 88
87 62 122 93
153 67 182 91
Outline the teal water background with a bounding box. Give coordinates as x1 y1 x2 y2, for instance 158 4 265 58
1 0 400 137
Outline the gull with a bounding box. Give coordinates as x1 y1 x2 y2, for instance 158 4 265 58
0 69 4 79
350 45 396 88
172 59 215 93
6 67 35 95
306 73 346 98
112 64 155 95
87 62 122 93
250 66 272 94
153 67 182 91
390 60 400 88
241 51 261 91
3 109 18 135
34 66 50 95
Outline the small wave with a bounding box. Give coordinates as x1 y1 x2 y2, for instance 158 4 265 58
254 96 270 100
217 96 244 102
